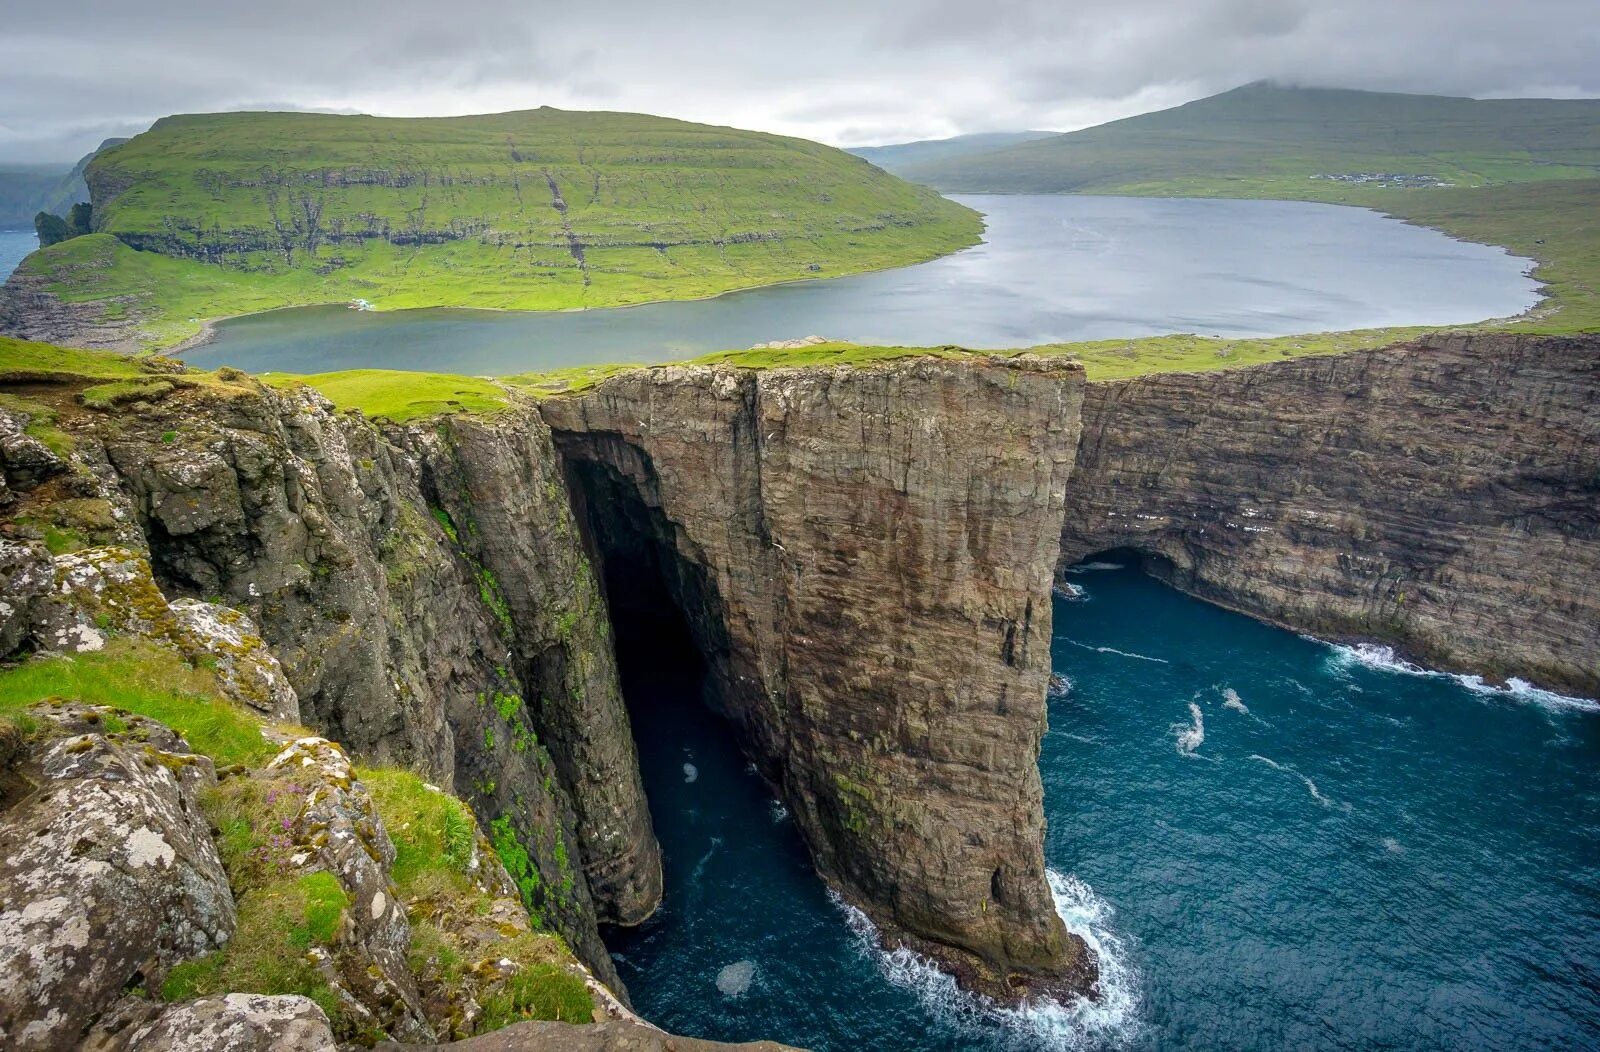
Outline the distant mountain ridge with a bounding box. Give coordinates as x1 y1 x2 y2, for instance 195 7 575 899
895 82 1600 195
0 138 127 229
847 131 1056 173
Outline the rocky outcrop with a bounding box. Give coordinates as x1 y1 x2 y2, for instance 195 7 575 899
31 382 645 990
0 703 235 1050
1060 332 1600 697
386 1018 801 1051
541 356 1092 1002
84 993 337 1052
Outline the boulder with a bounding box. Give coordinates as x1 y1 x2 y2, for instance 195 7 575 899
170 598 299 720
83 992 336 1051
0 704 236 1050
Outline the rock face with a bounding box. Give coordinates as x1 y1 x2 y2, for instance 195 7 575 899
0 703 235 1050
55 383 643 988
542 356 1091 1000
84 993 337 1052
385 1018 801 1051
1060 332 1600 697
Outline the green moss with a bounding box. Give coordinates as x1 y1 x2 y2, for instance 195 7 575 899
0 641 277 766
80 378 176 409
490 815 542 905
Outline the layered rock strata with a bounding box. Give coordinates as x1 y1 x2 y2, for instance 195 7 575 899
542 356 1092 1001
1059 332 1600 697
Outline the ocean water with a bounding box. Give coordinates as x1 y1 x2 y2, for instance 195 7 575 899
609 563 1600 1050
0 229 37 282
186 195 1538 375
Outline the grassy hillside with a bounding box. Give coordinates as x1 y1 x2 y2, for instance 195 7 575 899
10 109 981 351
901 83 1600 196
848 131 1056 173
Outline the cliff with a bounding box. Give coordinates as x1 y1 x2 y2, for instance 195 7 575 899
1060 331 1600 697
540 356 1094 1001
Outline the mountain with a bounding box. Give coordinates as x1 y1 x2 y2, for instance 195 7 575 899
5 109 981 351
897 82 1600 196
847 131 1056 173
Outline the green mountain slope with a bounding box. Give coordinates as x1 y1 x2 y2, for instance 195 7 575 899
848 131 1056 173
9 109 980 350
900 83 1600 196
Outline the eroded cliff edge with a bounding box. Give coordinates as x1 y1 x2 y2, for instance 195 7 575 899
1060 331 1600 698
540 356 1093 1001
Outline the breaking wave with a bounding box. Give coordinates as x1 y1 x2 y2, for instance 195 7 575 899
1173 702 1205 755
1221 688 1248 714
1054 582 1089 601
832 870 1141 1049
1048 673 1073 699
1325 643 1598 714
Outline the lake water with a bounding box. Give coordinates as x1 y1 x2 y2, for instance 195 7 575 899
0 229 36 282
186 195 1539 375
609 563 1600 1051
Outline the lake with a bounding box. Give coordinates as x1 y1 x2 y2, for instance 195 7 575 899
184 195 1539 375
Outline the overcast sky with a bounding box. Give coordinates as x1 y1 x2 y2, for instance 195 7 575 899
3 0 1597 162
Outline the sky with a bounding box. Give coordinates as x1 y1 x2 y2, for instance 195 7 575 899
3 0 1598 163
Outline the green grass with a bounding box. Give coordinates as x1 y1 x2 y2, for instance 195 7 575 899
0 641 278 766
477 965 594 1029
0 333 149 383
359 767 477 888
903 83 1600 196
267 369 513 422
20 107 982 352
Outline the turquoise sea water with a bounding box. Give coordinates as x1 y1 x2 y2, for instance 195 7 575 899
609 563 1600 1050
0 229 36 282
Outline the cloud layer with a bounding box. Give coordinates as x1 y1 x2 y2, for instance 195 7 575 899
3 0 1596 162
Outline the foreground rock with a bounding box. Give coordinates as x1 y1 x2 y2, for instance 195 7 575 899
382 1018 800 1051
544 356 1092 1001
0 703 235 1050
1061 331 1600 697
84 993 336 1051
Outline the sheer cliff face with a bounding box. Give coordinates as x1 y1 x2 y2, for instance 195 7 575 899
1061 332 1600 698
542 356 1093 1000
53 386 656 989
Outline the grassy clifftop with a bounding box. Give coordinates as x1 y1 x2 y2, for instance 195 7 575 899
12 108 981 350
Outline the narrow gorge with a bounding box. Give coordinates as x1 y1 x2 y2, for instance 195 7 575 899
1 330 1595 1047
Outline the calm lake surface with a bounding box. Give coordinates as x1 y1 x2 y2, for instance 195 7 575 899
0 229 37 282
610 564 1600 1051
187 195 1538 374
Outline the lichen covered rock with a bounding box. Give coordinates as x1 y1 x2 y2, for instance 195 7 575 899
83 992 337 1051
170 598 298 720
0 703 236 1050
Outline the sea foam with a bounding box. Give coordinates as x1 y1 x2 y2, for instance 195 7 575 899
1173 702 1205 755
832 869 1141 1050
1326 642 1598 713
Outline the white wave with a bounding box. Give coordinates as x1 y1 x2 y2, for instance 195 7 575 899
1061 638 1169 664
1221 687 1249 715
1381 837 1405 854
683 762 699 783
1325 642 1599 714
1057 731 1102 746
1048 673 1072 699
1248 754 1330 807
831 870 1141 1050
1053 581 1089 601
716 959 757 998
769 799 790 823
1173 702 1205 755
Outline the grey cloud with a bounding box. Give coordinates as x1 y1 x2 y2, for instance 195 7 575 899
0 0 1595 162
